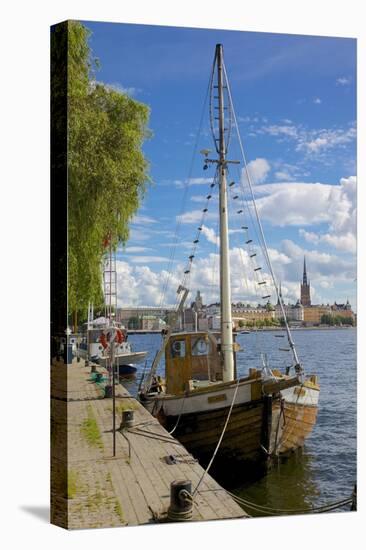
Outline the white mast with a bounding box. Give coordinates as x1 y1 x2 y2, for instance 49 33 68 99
216 44 234 382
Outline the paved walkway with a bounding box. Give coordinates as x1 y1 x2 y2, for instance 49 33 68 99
51 358 247 529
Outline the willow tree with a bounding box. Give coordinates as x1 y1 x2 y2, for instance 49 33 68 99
67 21 150 325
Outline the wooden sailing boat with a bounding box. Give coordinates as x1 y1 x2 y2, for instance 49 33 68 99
139 44 319 481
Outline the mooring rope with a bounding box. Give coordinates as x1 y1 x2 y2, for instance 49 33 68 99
192 377 240 496
225 489 353 515
168 395 187 435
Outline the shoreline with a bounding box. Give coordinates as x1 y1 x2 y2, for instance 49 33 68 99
128 326 356 335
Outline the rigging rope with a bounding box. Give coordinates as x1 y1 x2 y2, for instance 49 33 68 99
159 56 217 310
176 170 219 307
222 59 301 370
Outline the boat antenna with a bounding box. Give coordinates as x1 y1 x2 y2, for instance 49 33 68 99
221 59 302 374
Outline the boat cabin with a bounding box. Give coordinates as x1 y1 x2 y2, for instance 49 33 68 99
79 324 129 362
164 331 237 394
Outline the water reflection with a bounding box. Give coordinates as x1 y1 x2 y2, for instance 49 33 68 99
122 329 356 515
233 449 321 517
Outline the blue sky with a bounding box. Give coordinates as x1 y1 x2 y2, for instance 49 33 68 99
83 20 357 310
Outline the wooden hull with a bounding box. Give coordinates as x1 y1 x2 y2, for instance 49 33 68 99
270 389 319 455
163 399 267 483
141 379 319 482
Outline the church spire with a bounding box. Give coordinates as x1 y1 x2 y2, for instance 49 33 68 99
303 256 308 285
300 256 311 306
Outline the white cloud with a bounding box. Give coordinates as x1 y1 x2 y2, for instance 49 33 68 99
174 177 214 188
116 261 172 306
128 228 150 242
129 255 171 264
298 229 320 244
116 229 356 307
258 121 356 157
253 182 332 226
252 177 356 244
201 224 219 246
177 209 216 224
320 233 356 253
131 214 157 225
273 162 309 182
242 157 271 185
336 77 351 86
297 126 356 154
260 125 298 139
124 246 153 253
275 170 292 181
299 229 356 253
313 98 322 104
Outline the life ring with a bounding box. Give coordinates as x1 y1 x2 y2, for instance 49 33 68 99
115 328 125 344
100 332 108 349
99 327 125 349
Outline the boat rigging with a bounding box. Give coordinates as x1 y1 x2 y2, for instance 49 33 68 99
139 44 319 482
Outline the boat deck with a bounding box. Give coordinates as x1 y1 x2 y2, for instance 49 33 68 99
51 358 248 529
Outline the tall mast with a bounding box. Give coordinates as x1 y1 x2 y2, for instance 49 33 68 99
216 44 234 382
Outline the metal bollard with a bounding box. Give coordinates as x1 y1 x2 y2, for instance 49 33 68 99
104 384 113 398
167 480 193 521
119 410 134 430
91 364 97 373
64 343 73 365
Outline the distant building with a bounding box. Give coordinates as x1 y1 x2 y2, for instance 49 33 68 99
297 259 355 325
303 305 330 325
329 300 355 321
116 306 172 330
141 315 166 331
300 256 311 306
275 296 304 323
191 290 203 312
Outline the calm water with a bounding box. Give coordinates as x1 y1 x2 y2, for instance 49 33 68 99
123 328 357 515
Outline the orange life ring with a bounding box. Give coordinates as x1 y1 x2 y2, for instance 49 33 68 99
99 333 108 349
115 328 125 344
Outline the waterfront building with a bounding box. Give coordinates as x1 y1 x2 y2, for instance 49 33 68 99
275 298 304 323
140 315 167 331
116 306 173 330
303 305 331 325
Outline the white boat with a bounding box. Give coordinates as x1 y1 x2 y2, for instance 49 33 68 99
79 316 147 370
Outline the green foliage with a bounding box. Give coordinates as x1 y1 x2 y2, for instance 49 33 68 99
67 469 81 499
114 499 124 522
321 314 354 326
81 405 104 449
128 315 141 329
67 21 151 317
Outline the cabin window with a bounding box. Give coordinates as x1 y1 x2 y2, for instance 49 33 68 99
171 339 186 358
191 337 210 356
90 331 102 343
